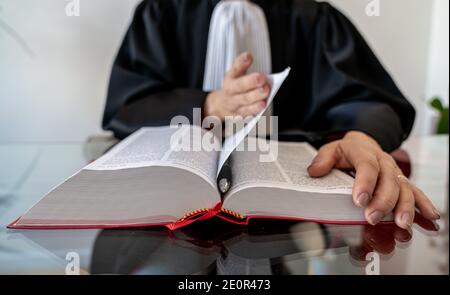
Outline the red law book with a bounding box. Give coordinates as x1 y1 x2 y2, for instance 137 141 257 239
8 126 394 231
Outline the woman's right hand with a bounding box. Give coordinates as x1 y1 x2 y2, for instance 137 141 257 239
203 52 271 121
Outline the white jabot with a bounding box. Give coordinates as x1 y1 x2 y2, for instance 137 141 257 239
203 0 272 92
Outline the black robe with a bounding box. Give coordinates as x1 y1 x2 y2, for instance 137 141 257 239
103 0 415 152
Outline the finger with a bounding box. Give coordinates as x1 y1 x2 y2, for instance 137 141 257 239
352 154 379 208
329 141 379 207
365 155 400 225
307 142 339 177
236 100 267 117
411 184 440 220
393 177 415 230
228 73 268 94
225 52 253 80
233 84 270 107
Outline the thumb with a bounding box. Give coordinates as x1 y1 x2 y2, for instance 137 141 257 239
307 142 338 177
226 52 253 79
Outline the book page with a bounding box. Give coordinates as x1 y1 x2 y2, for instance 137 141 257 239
217 68 290 176
85 125 221 188
12 166 221 228
227 138 353 196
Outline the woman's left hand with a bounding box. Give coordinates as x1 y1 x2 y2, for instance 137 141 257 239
307 131 441 230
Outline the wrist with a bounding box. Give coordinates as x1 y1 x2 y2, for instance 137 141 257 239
203 92 219 119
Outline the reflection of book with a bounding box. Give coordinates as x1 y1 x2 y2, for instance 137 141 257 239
8 124 381 230
11 219 365 274
88 222 329 275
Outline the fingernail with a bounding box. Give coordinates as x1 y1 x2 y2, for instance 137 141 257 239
259 86 266 94
400 212 413 227
312 157 321 165
308 159 320 169
368 211 384 225
356 192 370 207
242 52 250 62
256 76 265 85
433 207 441 219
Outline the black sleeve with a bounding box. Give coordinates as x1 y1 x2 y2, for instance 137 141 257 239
306 3 416 152
102 0 209 139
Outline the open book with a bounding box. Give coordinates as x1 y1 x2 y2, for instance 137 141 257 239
8 69 376 230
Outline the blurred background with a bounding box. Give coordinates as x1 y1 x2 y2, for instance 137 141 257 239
0 0 448 142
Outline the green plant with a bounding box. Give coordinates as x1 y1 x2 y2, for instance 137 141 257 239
430 96 449 134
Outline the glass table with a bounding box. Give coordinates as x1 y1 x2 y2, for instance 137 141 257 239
0 136 448 275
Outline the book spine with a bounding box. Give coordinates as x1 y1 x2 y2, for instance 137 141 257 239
178 208 211 222
165 203 223 230
178 207 246 222
220 208 245 220
165 205 248 230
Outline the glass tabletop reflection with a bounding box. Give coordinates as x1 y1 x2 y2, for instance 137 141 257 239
0 136 448 275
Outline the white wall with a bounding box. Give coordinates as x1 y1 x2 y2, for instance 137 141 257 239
423 0 450 134
0 0 448 142
426 0 449 103
0 0 141 142
327 0 449 135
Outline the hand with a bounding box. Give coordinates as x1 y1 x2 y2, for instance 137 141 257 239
203 52 271 121
307 131 441 230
